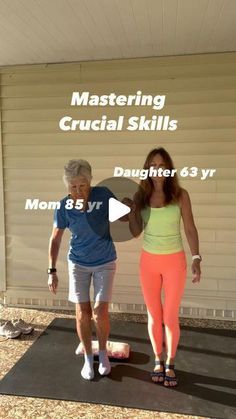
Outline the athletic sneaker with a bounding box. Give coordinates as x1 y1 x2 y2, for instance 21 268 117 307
11 319 34 334
0 320 22 339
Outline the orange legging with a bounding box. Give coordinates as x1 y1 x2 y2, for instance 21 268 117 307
139 249 187 358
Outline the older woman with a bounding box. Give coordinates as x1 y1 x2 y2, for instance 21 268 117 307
48 159 117 380
124 147 201 388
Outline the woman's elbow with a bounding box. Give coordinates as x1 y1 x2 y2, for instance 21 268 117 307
184 224 198 237
49 236 62 248
130 227 142 238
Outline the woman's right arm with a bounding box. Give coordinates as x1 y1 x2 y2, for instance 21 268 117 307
48 227 65 294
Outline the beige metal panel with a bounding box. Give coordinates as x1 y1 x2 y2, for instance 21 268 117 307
5 194 71 205
202 254 236 268
217 180 236 192
3 128 236 149
3 155 235 169
0 63 82 74
3 178 236 195
3 62 236 86
5 62 228 85
9 247 236 269
2 50 236 69
193 205 236 218
8 261 68 276
1 52 236 317
195 218 236 230
2 52 236 73
3 116 236 135
1 71 81 86
191 266 236 281
3 103 236 122
6 224 53 236
5 214 236 232
183 241 236 256
4 141 236 157
6 268 227 292
216 230 236 242
180 278 219 292
3 184 233 198
218 280 236 292
107 50 236 67
6 273 69 289
3 128 236 146
81 63 236 82
2 75 236 98
5 213 62 227
190 192 236 204
215 242 236 254
0 92 6 291
2 89 236 111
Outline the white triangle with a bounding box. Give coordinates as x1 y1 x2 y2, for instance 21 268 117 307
109 198 131 222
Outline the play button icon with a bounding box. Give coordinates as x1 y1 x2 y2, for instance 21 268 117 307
109 197 131 222
85 176 146 242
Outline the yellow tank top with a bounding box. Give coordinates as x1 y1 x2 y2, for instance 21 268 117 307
141 203 183 254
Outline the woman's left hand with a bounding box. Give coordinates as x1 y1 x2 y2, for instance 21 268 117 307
191 260 201 283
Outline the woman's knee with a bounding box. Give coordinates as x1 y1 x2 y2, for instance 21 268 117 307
163 311 179 328
76 302 92 323
92 303 109 323
147 307 163 323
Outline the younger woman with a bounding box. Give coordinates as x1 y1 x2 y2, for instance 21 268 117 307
124 147 201 387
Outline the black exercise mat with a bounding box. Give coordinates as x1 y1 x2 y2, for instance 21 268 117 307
1 318 236 418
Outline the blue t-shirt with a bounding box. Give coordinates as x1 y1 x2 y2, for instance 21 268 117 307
53 186 117 266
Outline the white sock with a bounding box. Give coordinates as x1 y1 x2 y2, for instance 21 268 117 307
81 353 94 380
98 349 111 376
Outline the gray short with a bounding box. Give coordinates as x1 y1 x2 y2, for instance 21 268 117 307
68 259 116 303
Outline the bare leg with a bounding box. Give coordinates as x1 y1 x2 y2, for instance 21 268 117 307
76 302 94 380
92 301 109 350
92 301 111 375
76 302 93 354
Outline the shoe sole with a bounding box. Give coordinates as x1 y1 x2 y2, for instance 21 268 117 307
0 332 22 339
21 329 34 335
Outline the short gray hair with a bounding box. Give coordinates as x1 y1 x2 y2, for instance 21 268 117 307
63 159 92 186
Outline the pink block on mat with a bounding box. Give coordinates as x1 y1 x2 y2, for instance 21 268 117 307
75 340 130 359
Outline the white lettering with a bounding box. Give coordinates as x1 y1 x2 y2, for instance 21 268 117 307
71 91 89 106
201 168 216 180
38 201 48 210
59 116 72 131
25 199 39 209
87 201 97 213
114 167 124 177
25 199 61 210
95 202 103 209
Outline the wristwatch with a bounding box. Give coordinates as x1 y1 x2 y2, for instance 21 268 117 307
192 255 202 262
47 268 57 274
